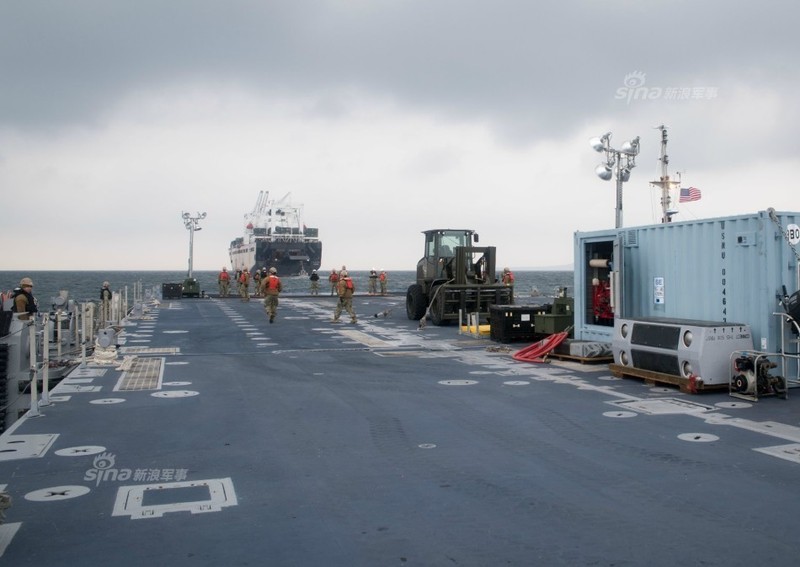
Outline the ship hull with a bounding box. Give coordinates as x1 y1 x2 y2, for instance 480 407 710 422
230 240 322 276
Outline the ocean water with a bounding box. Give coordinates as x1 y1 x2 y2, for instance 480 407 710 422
0 270 574 309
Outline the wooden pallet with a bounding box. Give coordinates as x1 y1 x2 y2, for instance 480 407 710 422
608 363 727 394
548 353 613 365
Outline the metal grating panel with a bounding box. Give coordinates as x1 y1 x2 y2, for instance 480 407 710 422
115 357 164 391
119 347 180 355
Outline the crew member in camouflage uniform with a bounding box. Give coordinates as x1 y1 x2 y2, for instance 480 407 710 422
332 270 357 323
12 277 37 321
328 269 339 296
218 267 231 297
262 267 282 323
309 269 320 295
238 268 250 301
368 268 378 295
379 270 388 296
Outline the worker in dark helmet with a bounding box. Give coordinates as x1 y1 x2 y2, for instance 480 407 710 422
309 269 320 295
12 277 38 320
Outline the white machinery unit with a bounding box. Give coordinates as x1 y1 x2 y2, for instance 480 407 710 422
612 317 754 385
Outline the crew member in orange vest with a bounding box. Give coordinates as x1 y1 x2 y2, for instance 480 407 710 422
218 267 231 297
262 267 283 323
332 270 357 323
238 268 250 302
328 269 339 296
379 270 388 296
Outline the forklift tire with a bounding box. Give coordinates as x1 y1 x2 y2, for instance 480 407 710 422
406 284 427 320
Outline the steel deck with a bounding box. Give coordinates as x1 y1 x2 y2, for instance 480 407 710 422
2 294 800 565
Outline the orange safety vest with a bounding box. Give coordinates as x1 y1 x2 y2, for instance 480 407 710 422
266 276 281 290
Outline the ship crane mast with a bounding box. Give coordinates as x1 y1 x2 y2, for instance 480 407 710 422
650 125 681 223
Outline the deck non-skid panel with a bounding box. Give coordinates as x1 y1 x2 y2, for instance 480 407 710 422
114 357 164 391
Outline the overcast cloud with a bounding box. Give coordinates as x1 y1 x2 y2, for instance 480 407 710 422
1 1 798 271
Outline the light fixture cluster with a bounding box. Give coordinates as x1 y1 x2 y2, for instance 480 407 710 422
589 132 640 228
182 211 207 231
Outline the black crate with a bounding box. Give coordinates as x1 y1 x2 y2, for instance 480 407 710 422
490 305 545 343
0 311 12 337
162 283 183 300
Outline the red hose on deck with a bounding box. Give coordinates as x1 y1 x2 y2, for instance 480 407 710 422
512 330 570 363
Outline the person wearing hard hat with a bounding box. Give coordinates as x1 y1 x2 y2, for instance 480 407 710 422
218 267 230 297
238 268 250 302
379 270 388 295
262 267 282 323
332 270 357 324
328 269 339 296
12 277 38 320
368 268 378 295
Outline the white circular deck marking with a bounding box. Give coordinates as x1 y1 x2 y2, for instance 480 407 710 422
163 381 192 386
25 485 91 501
151 390 199 398
715 401 752 409
90 398 126 405
438 380 478 386
468 371 494 375
54 446 107 457
678 433 719 443
503 381 530 386
418 444 437 449
603 410 637 418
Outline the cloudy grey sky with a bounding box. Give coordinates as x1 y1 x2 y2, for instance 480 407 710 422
1 1 797 271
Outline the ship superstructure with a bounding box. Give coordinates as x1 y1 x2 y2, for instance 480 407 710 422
229 191 322 276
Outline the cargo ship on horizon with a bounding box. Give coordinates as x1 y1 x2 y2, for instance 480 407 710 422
228 191 322 276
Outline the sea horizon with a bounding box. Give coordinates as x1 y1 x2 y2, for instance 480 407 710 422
1 269 575 308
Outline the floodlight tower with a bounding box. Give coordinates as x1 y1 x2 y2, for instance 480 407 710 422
590 132 640 228
181 211 206 297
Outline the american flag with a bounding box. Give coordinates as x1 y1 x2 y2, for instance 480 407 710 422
679 187 702 202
